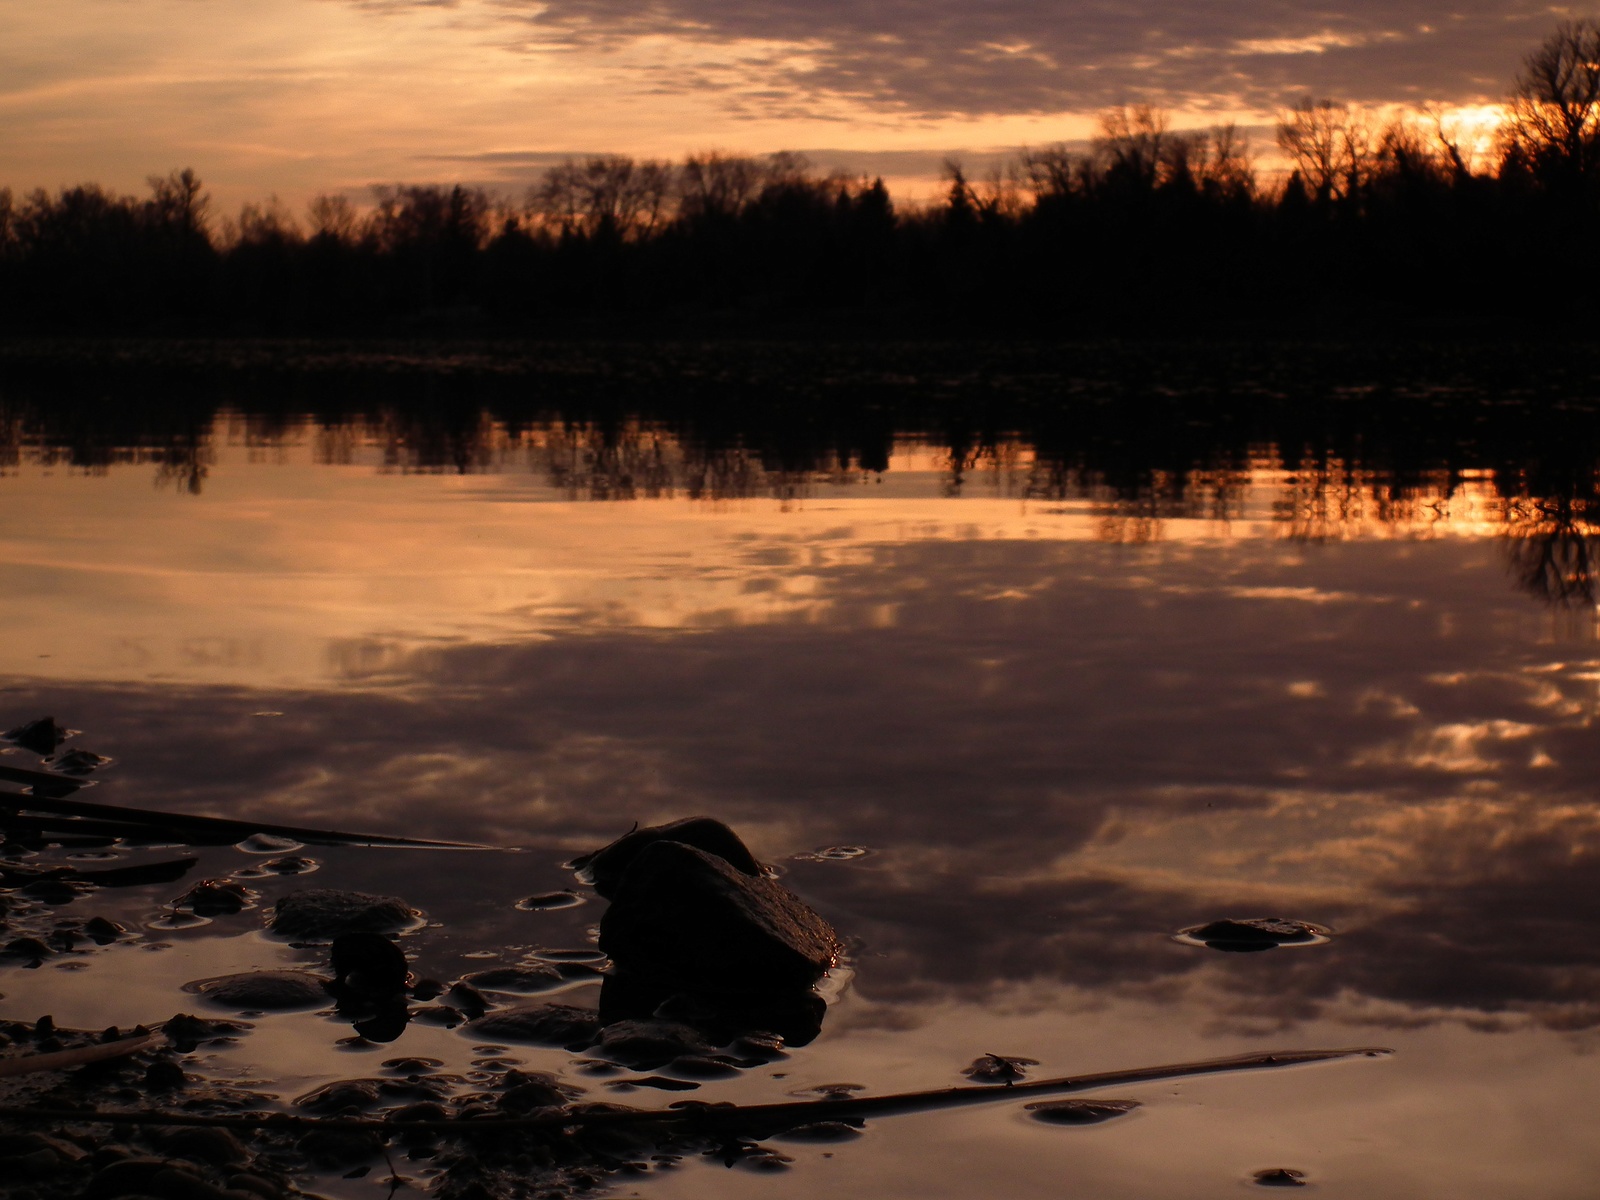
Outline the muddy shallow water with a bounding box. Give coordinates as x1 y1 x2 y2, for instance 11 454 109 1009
5 356 1600 1199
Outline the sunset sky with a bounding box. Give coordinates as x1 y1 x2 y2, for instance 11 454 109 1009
0 0 1575 210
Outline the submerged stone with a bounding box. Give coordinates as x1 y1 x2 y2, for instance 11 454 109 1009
463 964 565 993
599 840 838 993
269 889 416 940
466 1002 602 1046
83 916 127 944
189 971 329 1010
174 880 252 917
294 1078 385 1113
594 1019 715 1069
577 817 764 899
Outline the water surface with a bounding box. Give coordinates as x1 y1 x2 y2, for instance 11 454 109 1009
4 348 1600 1199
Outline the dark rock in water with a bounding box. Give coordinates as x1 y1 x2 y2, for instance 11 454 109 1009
83 916 127 944
20 880 83 905
1253 1168 1308 1187
174 880 251 917
269 889 416 940
294 1079 384 1113
963 1054 1038 1084
578 817 764 899
3 717 71 757
1181 917 1329 952
1026 1099 1141 1125
163 1013 253 1052
49 749 110 776
189 971 329 1010
463 964 565 993
466 1001 601 1046
409 978 445 1001
594 1019 715 1069
499 1075 580 1111
516 890 585 911
262 856 316 875
2 937 52 961
329 932 409 993
446 982 491 1019
600 841 836 993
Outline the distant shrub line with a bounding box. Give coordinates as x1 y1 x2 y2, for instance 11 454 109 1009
2 23 1598 334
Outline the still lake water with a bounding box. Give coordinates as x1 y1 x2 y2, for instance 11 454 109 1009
4 346 1600 1198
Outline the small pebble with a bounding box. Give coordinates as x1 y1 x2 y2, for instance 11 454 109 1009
1025 1099 1141 1125
1254 1168 1308 1187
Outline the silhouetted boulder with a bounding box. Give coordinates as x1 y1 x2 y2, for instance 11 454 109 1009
599 840 838 993
330 932 409 994
270 889 416 940
578 817 763 899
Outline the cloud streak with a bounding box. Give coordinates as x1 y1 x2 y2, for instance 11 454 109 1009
464 0 1557 116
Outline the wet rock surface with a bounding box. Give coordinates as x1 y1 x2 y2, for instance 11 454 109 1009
466 1002 603 1046
576 817 765 900
962 1054 1038 1084
187 971 329 1010
268 889 416 940
593 1019 716 1069
462 963 565 993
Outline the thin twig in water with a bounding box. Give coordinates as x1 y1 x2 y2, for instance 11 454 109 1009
0 1046 1390 1131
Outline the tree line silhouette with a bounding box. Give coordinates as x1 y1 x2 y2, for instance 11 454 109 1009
1 22 1597 334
